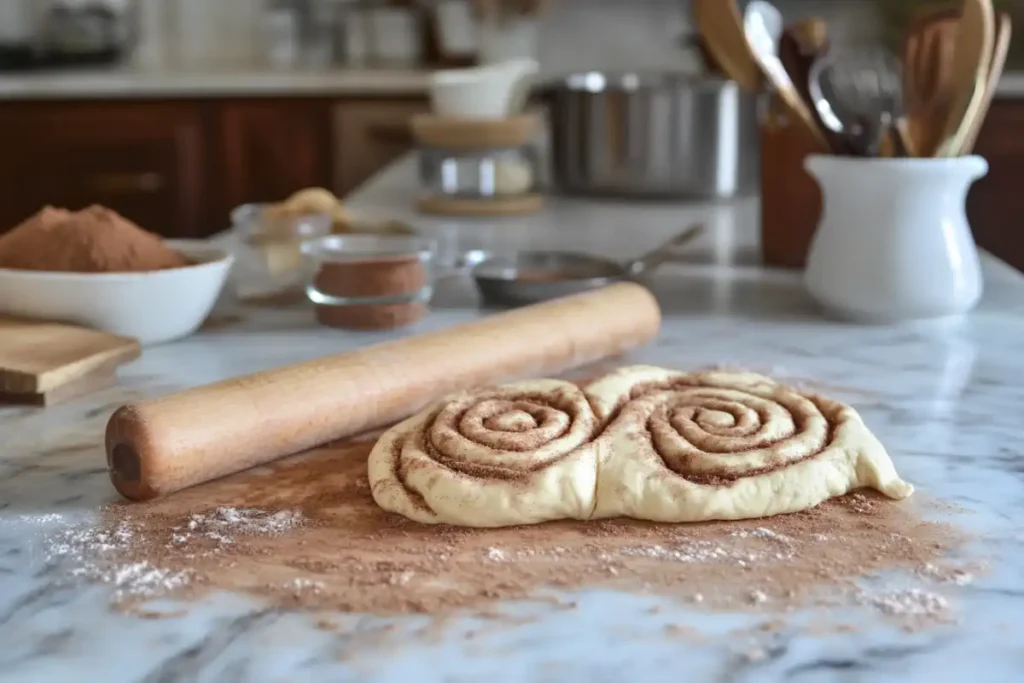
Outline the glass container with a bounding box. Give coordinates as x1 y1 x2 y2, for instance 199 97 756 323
301 234 439 330
230 203 332 301
418 145 538 199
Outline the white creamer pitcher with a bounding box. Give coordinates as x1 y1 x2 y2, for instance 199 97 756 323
804 155 988 323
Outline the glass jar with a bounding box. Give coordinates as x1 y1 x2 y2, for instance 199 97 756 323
418 145 539 199
230 203 333 301
301 234 439 330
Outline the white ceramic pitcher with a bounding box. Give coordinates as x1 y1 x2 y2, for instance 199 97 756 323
803 155 988 323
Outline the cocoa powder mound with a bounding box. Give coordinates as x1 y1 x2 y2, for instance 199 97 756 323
42 441 975 630
0 205 189 273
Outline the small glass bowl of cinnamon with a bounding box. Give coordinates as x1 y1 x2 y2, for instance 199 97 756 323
231 203 333 300
301 234 439 331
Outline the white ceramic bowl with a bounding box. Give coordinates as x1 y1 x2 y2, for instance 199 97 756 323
0 240 234 345
429 67 517 119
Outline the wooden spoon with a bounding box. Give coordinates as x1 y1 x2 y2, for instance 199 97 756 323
904 9 960 111
902 8 960 156
744 1 829 151
692 0 762 91
779 18 838 151
959 12 1012 154
779 18 829 104
934 0 996 157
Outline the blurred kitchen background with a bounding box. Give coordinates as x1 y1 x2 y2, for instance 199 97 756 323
1 0 1023 270
7 0 1017 74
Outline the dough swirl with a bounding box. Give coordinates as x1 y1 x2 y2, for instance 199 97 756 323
368 365 914 527
367 379 601 526
588 366 914 522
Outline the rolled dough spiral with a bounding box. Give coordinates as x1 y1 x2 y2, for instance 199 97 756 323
367 379 601 526
368 366 913 526
587 366 913 522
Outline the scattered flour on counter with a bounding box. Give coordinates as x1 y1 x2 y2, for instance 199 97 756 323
72 561 191 599
617 538 794 565
171 507 306 547
39 507 306 600
918 562 977 586
730 528 792 542
288 578 325 593
16 513 67 525
863 589 952 620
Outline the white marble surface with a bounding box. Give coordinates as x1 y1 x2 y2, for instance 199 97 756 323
2 159 1024 682
3 64 1024 100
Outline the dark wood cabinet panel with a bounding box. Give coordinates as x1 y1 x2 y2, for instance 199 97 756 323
217 99 332 216
332 99 427 196
0 102 207 238
969 100 1024 272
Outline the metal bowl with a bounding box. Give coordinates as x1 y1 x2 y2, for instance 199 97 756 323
546 71 760 199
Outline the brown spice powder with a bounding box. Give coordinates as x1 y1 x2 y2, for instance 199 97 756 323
0 205 189 273
313 256 428 330
50 439 973 629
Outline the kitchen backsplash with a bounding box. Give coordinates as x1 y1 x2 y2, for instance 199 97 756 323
141 0 882 71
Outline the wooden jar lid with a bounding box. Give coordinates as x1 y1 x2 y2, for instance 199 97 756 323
417 194 544 216
411 112 542 149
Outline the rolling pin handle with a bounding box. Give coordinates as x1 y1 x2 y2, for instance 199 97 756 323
109 443 141 484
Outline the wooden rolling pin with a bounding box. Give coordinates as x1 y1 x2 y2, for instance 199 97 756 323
106 283 661 501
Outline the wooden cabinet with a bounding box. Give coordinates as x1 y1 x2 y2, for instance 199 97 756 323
331 99 427 196
217 99 332 215
969 100 1024 273
0 97 427 239
0 103 207 238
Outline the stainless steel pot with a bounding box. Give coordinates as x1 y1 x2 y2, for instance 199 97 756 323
547 72 760 199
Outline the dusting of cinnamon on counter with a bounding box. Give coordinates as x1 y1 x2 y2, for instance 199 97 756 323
0 205 189 273
37 439 975 632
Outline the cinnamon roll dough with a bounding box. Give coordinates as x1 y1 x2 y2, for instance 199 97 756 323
368 379 601 527
367 365 913 527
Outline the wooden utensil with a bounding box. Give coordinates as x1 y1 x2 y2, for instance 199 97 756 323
905 10 960 104
779 18 835 151
959 12 1012 154
0 317 140 406
692 0 763 91
902 8 961 156
744 2 830 151
105 282 662 501
935 0 996 157
779 20 828 103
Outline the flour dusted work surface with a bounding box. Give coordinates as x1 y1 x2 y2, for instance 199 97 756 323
368 365 913 526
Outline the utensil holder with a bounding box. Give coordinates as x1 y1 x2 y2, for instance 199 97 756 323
759 102 823 269
804 155 987 322
411 112 543 216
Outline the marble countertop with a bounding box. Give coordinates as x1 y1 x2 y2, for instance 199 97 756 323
3 65 1024 100
2 160 1024 682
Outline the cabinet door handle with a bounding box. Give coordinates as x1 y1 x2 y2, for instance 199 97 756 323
88 172 165 194
367 125 414 146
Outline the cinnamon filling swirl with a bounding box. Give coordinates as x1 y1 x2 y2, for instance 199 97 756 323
368 366 913 527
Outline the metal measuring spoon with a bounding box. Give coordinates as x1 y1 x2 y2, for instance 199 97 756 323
808 46 905 157
471 223 704 307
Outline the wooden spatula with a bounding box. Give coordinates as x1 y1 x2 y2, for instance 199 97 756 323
779 18 838 151
692 0 762 91
959 12 1012 154
902 8 961 156
934 0 996 157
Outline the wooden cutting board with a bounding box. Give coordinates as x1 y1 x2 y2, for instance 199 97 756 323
0 317 141 406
